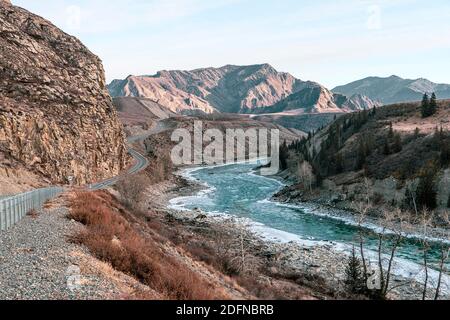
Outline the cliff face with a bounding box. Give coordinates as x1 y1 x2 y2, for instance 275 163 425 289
0 2 128 185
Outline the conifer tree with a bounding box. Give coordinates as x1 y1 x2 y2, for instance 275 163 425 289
392 133 402 153
441 140 450 167
414 127 420 140
356 139 366 170
388 122 394 139
279 140 289 171
383 139 391 155
335 153 344 174
421 93 431 118
416 162 438 210
345 247 365 294
429 92 438 116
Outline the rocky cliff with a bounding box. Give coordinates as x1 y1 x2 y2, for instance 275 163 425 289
109 64 378 115
0 2 128 186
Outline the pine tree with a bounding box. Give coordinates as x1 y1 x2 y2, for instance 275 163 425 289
345 247 365 294
392 133 402 153
382 138 391 155
388 122 394 139
416 162 438 210
421 93 431 118
279 140 289 171
414 127 420 140
447 194 450 209
429 92 438 116
356 139 367 170
441 140 450 167
335 153 344 174
432 126 444 151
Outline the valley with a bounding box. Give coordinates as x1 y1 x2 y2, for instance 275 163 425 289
1 0 450 303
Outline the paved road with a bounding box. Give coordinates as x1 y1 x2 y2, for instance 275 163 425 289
88 148 149 190
88 120 171 190
88 127 163 190
1 121 167 197
127 121 168 143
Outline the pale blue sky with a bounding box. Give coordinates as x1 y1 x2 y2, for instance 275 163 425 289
12 0 450 88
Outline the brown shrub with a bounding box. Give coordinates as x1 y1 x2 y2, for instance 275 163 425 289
27 209 39 218
68 191 221 300
115 175 150 210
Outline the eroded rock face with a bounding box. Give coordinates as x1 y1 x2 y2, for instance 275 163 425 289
109 64 312 114
109 64 379 115
0 3 128 185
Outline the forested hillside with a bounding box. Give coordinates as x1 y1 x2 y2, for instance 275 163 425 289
277 98 450 213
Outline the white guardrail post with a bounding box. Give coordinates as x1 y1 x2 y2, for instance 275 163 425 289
0 187 64 232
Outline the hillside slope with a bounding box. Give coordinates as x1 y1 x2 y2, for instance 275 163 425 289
276 100 450 213
333 75 450 104
0 1 128 188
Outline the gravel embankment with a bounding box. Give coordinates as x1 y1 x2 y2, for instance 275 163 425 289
0 199 147 300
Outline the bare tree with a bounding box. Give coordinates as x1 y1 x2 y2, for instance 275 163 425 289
417 208 433 300
353 201 371 284
116 174 150 210
380 208 409 298
434 211 450 300
353 200 409 299
406 181 419 217
230 228 258 274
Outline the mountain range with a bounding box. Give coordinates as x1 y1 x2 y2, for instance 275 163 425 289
333 75 450 105
108 64 379 115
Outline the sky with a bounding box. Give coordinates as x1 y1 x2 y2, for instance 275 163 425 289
12 0 450 88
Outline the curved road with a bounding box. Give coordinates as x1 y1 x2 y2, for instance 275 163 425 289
88 148 149 190
0 121 167 231
1 121 167 195
126 121 168 143
89 120 169 190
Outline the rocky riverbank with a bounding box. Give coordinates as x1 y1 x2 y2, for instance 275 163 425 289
160 168 450 300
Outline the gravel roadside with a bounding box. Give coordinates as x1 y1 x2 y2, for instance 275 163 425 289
0 196 154 300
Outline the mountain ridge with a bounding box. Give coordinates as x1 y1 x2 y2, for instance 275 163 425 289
108 64 378 116
333 75 450 104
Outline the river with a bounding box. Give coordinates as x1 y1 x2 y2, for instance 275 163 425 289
169 162 450 290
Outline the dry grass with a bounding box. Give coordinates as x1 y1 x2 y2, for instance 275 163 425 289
68 191 223 300
27 209 39 218
163 221 326 300
115 175 150 210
